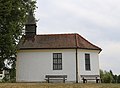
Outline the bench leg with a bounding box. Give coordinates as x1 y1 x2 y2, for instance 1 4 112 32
83 79 87 83
96 79 99 83
63 77 65 83
83 79 85 83
83 77 86 83
48 77 49 83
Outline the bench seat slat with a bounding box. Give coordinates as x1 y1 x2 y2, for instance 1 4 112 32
46 75 67 78
45 78 67 80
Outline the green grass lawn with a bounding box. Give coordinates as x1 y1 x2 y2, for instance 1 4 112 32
0 83 120 88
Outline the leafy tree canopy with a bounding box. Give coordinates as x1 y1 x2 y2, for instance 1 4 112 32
100 69 120 83
0 0 36 69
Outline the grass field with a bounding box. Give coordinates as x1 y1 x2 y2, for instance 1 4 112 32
0 83 120 88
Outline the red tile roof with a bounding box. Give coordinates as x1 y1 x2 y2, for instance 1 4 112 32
17 33 102 51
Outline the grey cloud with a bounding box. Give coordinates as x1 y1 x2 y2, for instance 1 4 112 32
36 0 120 74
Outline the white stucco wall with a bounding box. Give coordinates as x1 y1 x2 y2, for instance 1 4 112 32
16 49 76 82
16 49 100 83
78 49 100 82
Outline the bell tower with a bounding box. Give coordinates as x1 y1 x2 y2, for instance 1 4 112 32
25 9 37 36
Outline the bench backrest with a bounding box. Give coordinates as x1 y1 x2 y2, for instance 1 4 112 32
81 75 100 77
81 75 100 80
45 75 67 78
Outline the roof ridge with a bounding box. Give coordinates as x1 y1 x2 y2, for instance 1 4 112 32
36 33 78 36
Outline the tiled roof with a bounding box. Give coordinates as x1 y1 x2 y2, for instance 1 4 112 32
17 33 102 51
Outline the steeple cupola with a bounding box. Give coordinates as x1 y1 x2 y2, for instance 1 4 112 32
25 9 37 36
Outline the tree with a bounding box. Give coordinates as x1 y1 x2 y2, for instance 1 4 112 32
117 75 120 83
100 69 104 83
100 70 113 83
110 70 115 83
0 0 36 81
114 75 118 83
103 71 113 83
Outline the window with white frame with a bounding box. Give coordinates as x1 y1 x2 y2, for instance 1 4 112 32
85 53 91 71
53 53 62 70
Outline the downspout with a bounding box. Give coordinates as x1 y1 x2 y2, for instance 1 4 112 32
76 48 78 83
75 34 78 83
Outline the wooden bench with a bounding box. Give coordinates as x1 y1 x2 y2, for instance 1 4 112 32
81 75 100 83
45 75 67 83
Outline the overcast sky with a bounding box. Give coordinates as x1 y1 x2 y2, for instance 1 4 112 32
35 0 120 74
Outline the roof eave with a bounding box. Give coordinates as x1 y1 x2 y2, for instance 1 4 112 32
18 47 102 52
